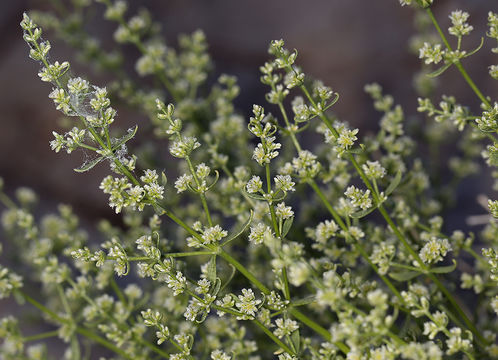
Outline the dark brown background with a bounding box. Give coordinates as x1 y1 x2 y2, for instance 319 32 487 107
0 0 496 218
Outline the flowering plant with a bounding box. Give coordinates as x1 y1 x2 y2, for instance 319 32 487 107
1 0 497 359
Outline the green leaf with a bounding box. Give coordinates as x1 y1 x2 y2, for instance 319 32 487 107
290 328 300 353
350 205 378 219
430 259 457 274
211 277 222 296
281 216 294 238
74 156 104 173
347 147 364 155
161 171 167 187
220 265 236 292
292 296 315 307
427 62 452 78
465 37 484 58
389 270 421 282
206 170 220 191
207 255 217 283
111 125 138 150
222 210 253 246
244 190 266 201
385 170 402 196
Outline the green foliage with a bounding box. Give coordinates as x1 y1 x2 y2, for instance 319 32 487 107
0 1 497 359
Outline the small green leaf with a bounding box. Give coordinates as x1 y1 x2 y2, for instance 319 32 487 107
207 255 217 283
281 216 294 238
244 190 266 201
465 37 484 58
112 125 138 150
222 210 253 246
430 259 457 274
347 147 364 154
385 170 402 196
350 205 378 219
427 62 452 78
161 171 167 187
211 277 221 296
389 270 421 282
220 265 236 292
326 92 340 108
206 170 220 191
74 156 104 173
292 296 315 307
290 328 300 353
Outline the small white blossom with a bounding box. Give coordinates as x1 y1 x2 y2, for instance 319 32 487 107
275 202 294 219
246 176 263 193
273 318 299 338
419 42 443 65
419 237 452 264
274 174 295 192
202 225 228 245
248 223 272 245
175 174 193 193
449 10 473 37
235 289 261 320
362 161 386 179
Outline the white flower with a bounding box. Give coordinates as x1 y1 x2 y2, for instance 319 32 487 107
202 225 228 245
175 174 193 193
274 318 299 338
248 223 272 245
275 202 294 219
246 176 263 193
274 174 295 192
419 237 452 264
235 289 261 320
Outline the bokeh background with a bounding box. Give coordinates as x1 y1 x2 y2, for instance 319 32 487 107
0 0 495 220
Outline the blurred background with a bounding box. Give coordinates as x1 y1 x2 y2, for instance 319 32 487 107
0 0 495 219
0 0 496 357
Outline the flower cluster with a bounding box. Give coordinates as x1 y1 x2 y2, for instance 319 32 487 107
3 3 498 360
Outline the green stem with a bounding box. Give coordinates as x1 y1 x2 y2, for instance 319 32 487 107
308 180 403 302
76 327 133 360
186 156 213 227
0 192 17 210
425 8 491 108
57 285 81 360
253 319 296 356
289 308 349 354
300 79 485 344
265 163 290 300
218 249 270 294
341 301 406 346
23 330 60 342
21 292 133 360
110 277 127 305
99 0 180 102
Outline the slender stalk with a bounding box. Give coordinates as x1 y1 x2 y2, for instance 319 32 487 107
76 327 134 360
186 156 213 226
425 8 491 109
57 285 81 360
340 301 406 346
299 78 485 344
253 319 297 356
289 308 349 354
218 249 270 294
110 277 127 305
21 292 134 360
0 192 17 210
99 0 180 102
23 330 60 342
